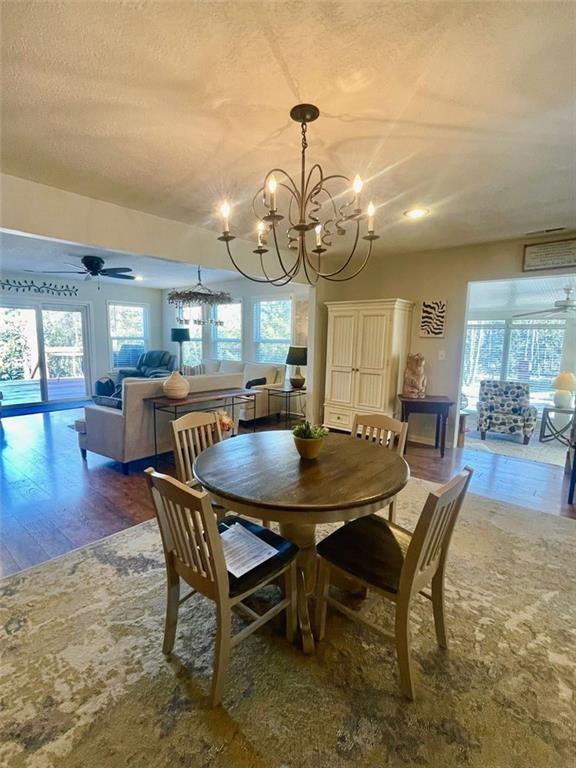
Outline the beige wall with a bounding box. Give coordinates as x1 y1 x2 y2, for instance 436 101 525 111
312 233 576 443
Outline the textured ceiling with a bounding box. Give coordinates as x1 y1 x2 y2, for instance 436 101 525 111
0 232 240 288
1 1 575 254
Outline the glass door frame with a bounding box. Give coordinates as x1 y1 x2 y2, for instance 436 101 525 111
0 296 94 407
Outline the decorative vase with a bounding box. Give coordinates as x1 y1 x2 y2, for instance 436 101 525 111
293 435 324 460
162 371 190 400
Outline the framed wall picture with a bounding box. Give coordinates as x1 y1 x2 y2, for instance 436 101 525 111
420 299 446 338
523 239 576 272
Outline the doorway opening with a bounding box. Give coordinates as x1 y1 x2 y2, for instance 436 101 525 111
0 301 92 411
460 274 576 468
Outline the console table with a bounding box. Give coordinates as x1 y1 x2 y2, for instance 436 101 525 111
145 387 257 463
399 395 455 458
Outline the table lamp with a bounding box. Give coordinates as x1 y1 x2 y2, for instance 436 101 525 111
171 327 190 372
552 371 576 409
286 346 307 389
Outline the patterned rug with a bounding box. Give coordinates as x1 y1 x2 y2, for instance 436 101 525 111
2 479 575 768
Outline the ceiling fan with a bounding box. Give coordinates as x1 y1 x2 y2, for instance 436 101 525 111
513 286 576 319
24 255 135 280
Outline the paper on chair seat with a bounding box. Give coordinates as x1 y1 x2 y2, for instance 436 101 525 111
220 523 277 578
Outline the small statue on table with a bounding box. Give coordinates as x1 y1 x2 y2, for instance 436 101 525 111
402 353 427 399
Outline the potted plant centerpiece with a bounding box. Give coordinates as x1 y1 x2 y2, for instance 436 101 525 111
292 420 329 460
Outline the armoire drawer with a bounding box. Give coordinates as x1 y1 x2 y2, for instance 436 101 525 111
324 406 352 430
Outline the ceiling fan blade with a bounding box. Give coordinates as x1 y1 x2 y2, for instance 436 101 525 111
23 269 86 274
100 267 133 275
107 273 136 280
65 262 84 269
513 308 564 318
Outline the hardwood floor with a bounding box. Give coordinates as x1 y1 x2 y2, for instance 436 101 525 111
0 409 573 578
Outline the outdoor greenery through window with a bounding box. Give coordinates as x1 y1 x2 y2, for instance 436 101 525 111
463 317 567 410
254 299 292 363
108 302 149 368
212 303 242 360
182 306 203 366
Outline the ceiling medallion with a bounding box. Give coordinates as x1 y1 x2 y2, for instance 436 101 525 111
167 267 232 326
217 103 379 285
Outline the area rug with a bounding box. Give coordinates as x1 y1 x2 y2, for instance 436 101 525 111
465 430 567 468
1 480 575 768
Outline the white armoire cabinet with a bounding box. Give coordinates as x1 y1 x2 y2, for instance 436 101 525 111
323 299 414 431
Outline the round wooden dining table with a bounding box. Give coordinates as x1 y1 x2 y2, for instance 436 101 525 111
193 430 410 653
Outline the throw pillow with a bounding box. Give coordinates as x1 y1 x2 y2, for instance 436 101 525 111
246 377 266 389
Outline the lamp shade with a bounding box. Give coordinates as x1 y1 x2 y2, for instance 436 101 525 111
286 346 307 366
171 328 190 343
553 371 576 391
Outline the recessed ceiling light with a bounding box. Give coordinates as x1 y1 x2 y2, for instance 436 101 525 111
403 208 430 220
134 275 144 281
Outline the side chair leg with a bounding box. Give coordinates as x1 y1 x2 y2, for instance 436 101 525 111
431 571 448 649
162 572 180 655
387 498 396 524
314 558 330 641
80 448 87 461
395 599 415 700
284 562 297 643
210 605 232 708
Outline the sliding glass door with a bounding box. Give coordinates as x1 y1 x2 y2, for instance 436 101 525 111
0 302 90 408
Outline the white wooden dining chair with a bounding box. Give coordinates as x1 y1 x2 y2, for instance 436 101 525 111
352 413 409 522
314 466 473 700
171 410 270 527
145 468 298 707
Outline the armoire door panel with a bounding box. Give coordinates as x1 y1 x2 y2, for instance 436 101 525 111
356 311 388 370
355 372 385 410
330 313 356 368
329 370 354 405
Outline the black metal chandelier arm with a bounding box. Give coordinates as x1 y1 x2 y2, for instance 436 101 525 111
305 173 351 208
304 162 323 202
258 252 298 287
223 239 290 284
304 220 361 278
322 238 375 282
263 168 300 199
271 217 302 279
300 237 320 286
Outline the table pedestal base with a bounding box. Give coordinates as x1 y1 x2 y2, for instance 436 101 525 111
279 522 317 654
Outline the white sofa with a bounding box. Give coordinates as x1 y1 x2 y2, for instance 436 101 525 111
185 359 288 421
75 372 245 472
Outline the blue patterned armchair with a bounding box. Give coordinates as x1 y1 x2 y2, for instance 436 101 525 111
477 380 538 445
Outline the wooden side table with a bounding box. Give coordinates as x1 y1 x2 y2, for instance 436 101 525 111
399 395 455 458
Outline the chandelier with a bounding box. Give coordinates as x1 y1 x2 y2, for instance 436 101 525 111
217 103 379 285
167 267 232 326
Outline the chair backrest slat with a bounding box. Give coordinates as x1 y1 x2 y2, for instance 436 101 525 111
352 413 408 455
145 469 227 599
400 467 473 596
171 411 223 485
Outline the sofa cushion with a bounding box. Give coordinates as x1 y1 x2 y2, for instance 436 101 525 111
203 359 222 374
92 395 122 409
220 360 244 373
244 363 280 386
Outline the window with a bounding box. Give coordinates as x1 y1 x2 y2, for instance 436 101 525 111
254 298 292 363
462 317 566 410
181 306 203 366
212 303 242 360
108 302 149 368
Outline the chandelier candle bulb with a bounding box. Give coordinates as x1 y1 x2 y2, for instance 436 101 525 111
268 175 277 211
220 201 231 233
353 174 363 202
315 224 322 247
257 221 265 247
367 202 375 233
